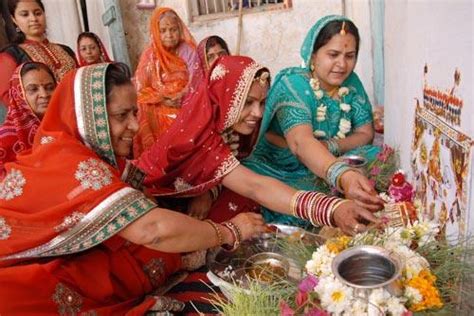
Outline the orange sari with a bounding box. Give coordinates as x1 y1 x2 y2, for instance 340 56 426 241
134 7 203 157
0 64 182 314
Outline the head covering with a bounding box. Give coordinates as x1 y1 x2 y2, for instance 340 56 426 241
197 36 230 74
137 56 268 197
299 15 350 70
0 63 155 262
0 63 44 177
133 7 202 156
76 32 112 66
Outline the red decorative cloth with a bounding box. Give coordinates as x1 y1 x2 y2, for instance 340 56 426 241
137 56 267 197
0 63 41 177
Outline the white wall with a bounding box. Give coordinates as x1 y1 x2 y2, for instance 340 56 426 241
150 0 376 104
384 0 473 235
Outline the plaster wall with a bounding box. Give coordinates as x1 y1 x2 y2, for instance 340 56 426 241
384 0 473 234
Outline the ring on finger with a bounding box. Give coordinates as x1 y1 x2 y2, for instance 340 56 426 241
353 223 361 233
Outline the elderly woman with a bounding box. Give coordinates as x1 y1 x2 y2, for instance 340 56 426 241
0 0 76 106
0 62 56 176
241 15 383 227
0 62 264 314
137 56 379 236
133 7 203 157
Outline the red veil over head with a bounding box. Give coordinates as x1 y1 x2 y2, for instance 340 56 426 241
137 55 267 197
0 63 157 262
76 32 112 66
0 63 43 177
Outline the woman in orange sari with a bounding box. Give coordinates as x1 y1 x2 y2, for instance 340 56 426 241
0 61 56 177
0 62 264 314
134 7 203 157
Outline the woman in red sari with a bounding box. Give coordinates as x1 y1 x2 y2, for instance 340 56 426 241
134 7 203 157
138 56 380 235
0 0 77 107
76 32 112 66
0 62 264 314
0 61 56 177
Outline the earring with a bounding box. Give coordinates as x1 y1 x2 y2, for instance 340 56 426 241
310 63 315 71
15 26 21 33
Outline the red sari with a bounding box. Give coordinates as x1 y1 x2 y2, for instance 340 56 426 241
133 7 204 157
0 39 77 106
0 64 182 314
137 56 266 199
0 63 41 177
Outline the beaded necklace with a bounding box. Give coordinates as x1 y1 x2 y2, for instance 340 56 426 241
309 76 352 139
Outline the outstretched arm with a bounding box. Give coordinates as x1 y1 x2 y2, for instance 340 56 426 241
221 164 379 235
119 206 265 253
284 124 383 211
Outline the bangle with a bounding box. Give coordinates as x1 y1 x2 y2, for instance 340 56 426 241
292 191 344 228
205 219 223 246
290 191 304 216
325 160 351 191
327 138 341 156
222 221 241 252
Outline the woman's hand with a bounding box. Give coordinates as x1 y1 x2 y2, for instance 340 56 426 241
332 200 380 236
340 170 384 212
188 191 213 220
228 212 266 241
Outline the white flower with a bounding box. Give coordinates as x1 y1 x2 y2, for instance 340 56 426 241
306 245 335 276
314 90 324 99
340 102 351 112
316 105 327 122
316 277 353 314
405 286 422 304
339 118 352 133
350 299 367 316
336 131 346 139
338 86 349 97
386 297 407 316
313 130 326 138
309 78 320 90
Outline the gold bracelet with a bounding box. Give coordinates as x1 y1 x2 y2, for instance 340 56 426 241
336 167 360 192
205 219 223 246
290 191 304 217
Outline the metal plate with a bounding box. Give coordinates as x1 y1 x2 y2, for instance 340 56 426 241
206 224 325 289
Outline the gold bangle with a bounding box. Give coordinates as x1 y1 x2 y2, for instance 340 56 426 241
336 167 360 192
205 219 223 246
290 191 304 217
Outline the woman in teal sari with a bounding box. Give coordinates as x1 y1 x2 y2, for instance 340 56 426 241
244 15 382 227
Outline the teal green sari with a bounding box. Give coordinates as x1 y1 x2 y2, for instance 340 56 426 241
244 15 380 227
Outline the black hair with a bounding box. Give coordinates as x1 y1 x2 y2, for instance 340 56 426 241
77 32 100 46
20 61 56 83
206 36 230 55
105 63 132 101
7 0 45 44
313 20 360 56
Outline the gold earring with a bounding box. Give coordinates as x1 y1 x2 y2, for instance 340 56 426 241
310 63 315 71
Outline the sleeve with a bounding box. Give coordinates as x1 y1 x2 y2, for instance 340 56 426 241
346 73 373 129
269 76 313 136
0 52 19 106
